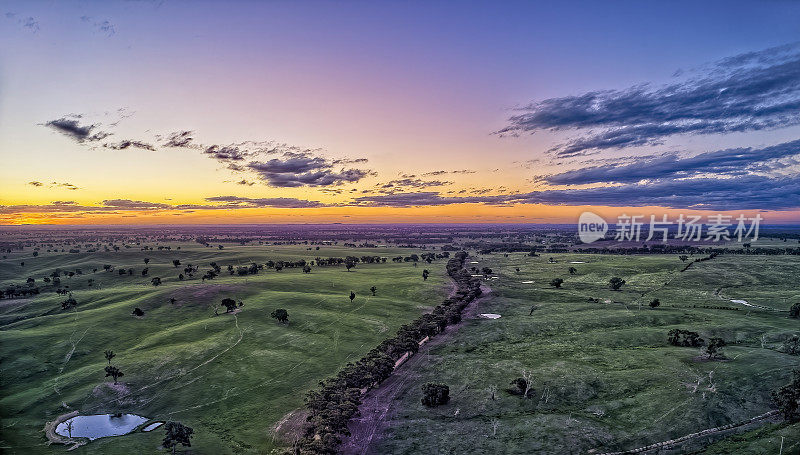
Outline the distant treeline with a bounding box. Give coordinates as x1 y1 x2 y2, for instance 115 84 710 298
468 242 800 256
297 252 482 454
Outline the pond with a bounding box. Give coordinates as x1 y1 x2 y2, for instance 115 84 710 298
55 414 149 440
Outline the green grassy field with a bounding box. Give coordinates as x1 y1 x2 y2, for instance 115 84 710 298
0 243 448 454
370 252 800 454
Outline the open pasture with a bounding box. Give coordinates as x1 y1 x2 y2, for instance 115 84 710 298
0 242 448 454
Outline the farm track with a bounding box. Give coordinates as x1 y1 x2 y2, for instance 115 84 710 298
340 283 492 455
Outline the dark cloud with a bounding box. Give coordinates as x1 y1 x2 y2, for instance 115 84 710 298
379 178 452 189
352 192 507 208
204 145 248 161
351 174 800 211
246 152 372 187
236 180 255 186
421 169 476 176
50 182 80 190
45 117 111 142
162 130 194 147
204 196 329 208
512 175 800 210
104 140 156 151
0 195 331 215
28 181 43 187
499 43 800 156
542 139 800 185
102 199 171 209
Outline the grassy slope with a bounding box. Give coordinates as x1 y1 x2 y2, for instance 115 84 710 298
0 244 447 454
371 252 800 454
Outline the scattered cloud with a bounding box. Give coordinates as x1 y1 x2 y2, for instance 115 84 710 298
80 16 115 36
5 12 39 32
28 181 43 187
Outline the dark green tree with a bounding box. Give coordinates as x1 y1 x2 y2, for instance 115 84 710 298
104 350 115 364
162 421 194 454
421 383 450 407
705 337 726 359
609 277 626 290
771 369 800 421
550 278 564 288
104 365 124 384
271 308 289 324
221 298 237 313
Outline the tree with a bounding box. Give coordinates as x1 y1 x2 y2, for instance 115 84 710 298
349 291 356 303
132 307 145 317
679 255 689 262
104 365 124 384
510 370 534 398
162 421 194 454
144 258 150 265
303 265 311 274
649 298 661 308
422 269 429 280
790 302 800 318
65 420 74 438
421 383 450 407
104 350 115 364
609 277 626 290
271 308 289 324
549 278 564 288
782 335 800 356
568 267 577 275
705 337 726 359
169 297 177 304
771 369 800 421
345 259 356 272
221 298 237 313
172 259 181 267
151 277 162 286
370 286 377 296
668 329 704 347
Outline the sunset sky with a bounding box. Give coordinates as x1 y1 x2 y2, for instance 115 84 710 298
1 1 799 224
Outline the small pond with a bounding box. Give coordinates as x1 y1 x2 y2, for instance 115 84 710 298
142 422 163 432
56 414 149 440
